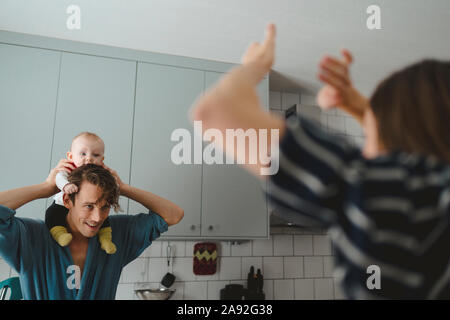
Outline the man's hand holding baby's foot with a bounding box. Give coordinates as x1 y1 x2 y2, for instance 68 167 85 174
63 183 78 194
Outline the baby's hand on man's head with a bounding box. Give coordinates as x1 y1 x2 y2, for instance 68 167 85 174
63 183 78 194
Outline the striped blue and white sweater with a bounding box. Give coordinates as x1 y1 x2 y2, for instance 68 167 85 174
265 116 450 299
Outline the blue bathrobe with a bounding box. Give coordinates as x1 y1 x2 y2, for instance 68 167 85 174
0 204 168 299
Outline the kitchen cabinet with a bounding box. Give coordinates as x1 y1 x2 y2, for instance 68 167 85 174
129 63 204 237
0 44 60 219
200 72 269 238
130 68 269 239
49 52 136 212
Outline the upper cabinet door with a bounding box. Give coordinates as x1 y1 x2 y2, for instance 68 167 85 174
129 63 203 237
51 53 136 212
201 71 269 238
0 44 60 219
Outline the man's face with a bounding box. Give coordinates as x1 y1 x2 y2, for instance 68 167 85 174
64 181 111 238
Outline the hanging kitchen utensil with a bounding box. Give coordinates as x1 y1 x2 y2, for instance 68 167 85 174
160 243 176 289
193 242 218 275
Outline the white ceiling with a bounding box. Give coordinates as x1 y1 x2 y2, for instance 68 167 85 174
1 0 449 97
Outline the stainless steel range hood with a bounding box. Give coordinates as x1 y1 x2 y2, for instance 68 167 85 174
268 103 323 229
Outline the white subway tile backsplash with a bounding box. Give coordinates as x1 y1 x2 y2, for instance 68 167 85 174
173 257 196 282
195 272 219 281
115 283 135 300
171 281 185 300
323 256 334 277
314 278 334 300
219 241 231 257
263 257 283 279
284 257 304 279
313 235 332 256
252 238 273 256
112 216 342 300
293 235 313 256
334 279 347 300
263 280 274 300
121 258 148 283
184 281 207 300
304 256 324 278
185 241 197 257
242 257 263 280
141 240 162 258
231 241 252 257
294 279 314 300
299 93 316 106
281 92 300 110
274 279 294 300
219 257 242 280
148 257 167 282
269 91 282 109
273 235 293 256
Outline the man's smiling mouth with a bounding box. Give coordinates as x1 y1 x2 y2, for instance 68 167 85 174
85 222 99 230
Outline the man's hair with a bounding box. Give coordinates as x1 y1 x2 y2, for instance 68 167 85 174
71 132 105 152
370 59 450 163
67 164 121 212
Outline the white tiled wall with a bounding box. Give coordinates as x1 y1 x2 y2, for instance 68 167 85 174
0 90 357 300
269 90 365 149
113 227 345 300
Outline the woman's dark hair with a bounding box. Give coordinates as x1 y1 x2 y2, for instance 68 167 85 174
67 164 121 212
370 59 450 163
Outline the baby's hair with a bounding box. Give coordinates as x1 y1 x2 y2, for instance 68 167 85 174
71 132 105 152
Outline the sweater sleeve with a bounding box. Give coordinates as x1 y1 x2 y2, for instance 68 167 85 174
0 204 32 273
265 115 362 228
55 171 69 191
112 211 169 267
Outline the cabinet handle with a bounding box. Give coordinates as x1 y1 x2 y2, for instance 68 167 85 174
190 225 196 230
208 225 214 231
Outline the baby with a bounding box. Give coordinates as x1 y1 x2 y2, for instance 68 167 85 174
46 132 117 254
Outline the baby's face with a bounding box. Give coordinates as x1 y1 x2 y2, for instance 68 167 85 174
68 136 105 168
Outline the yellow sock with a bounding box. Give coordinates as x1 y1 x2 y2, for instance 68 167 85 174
50 226 73 246
99 227 117 254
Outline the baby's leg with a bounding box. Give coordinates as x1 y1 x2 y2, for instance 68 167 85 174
45 201 69 229
99 217 116 254
46 201 72 246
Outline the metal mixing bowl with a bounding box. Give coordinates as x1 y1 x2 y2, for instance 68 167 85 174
135 287 176 300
